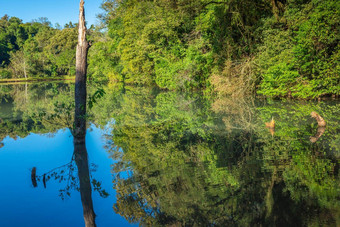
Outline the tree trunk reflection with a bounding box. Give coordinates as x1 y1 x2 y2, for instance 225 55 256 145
74 0 95 225
74 137 96 227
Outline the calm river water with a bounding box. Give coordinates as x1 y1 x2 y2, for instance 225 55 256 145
0 82 339 226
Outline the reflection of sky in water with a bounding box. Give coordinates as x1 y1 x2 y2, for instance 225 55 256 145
0 125 135 226
1 82 339 226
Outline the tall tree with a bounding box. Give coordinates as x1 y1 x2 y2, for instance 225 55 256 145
74 0 90 139
74 1 95 226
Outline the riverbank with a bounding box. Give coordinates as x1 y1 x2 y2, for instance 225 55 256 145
0 76 75 84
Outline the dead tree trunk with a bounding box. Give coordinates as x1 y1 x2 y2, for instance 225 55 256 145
74 0 90 140
74 1 95 226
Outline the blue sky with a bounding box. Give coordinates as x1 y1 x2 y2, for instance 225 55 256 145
0 0 104 27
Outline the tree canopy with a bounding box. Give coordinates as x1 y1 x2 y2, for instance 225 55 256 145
1 0 339 98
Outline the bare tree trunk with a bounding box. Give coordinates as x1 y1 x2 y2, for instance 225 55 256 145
74 1 95 226
74 0 90 139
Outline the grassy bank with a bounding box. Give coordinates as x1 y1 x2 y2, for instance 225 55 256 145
0 76 75 84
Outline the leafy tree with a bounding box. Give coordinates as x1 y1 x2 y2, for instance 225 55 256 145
256 0 340 98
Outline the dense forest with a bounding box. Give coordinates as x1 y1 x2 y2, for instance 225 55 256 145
0 0 339 98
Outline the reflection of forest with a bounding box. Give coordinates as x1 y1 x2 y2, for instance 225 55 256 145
0 82 106 145
1 83 340 226
102 86 340 226
0 83 74 144
7 81 102 227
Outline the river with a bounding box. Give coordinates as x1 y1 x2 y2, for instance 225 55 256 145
0 82 339 226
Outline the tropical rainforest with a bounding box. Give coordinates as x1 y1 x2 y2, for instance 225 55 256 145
0 0 339 98
1 1 339 225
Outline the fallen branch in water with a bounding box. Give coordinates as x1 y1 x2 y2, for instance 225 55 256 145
311 111 326 127
31 167 37 187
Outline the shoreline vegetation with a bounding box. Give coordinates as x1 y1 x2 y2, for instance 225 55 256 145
0 0 339 99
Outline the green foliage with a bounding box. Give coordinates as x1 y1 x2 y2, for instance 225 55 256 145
257 0 340 98
1 82 339 225
97 0 272 90
0 15 85 78
0 0 338 97
45 28 77 76
93 0 339 97
88 87 106 109
88 34 122 81
0 68 11 79
98 86 340 226
258 63 300 97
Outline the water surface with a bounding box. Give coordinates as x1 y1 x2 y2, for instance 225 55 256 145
0 82 339 226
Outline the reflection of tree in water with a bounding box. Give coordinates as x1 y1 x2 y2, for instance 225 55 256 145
29 92 105 227
2 80 339 225
109 127 263 225
73 137 96 227
0 82 74 148
32 155 108 200
28 83 108 203
30 2 103 225
105 89 340 226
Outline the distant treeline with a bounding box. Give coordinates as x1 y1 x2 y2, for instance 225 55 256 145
0 16 78 78
1 0 339 98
